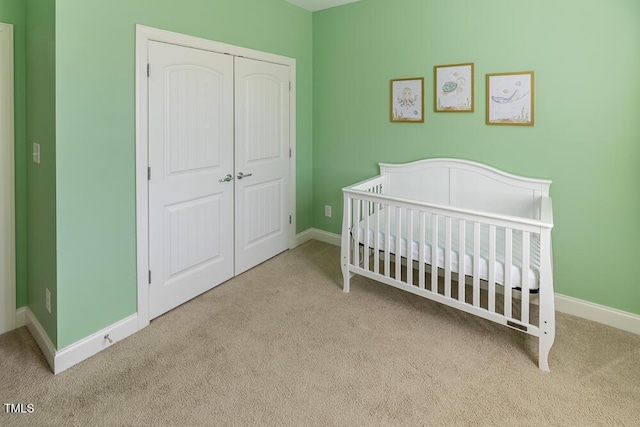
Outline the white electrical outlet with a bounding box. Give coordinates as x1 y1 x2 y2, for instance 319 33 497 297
45 288 51 313
324 205 332 218
32 143 41 164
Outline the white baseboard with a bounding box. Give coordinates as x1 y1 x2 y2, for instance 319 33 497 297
294 228 316 246
296 228 340 247
25 308 139 375
25 308 56 371
15 306 26 328
54 313 139 374
554 293 640 335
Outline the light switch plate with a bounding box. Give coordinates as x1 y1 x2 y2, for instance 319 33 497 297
32 143 40 164
45 288 51 313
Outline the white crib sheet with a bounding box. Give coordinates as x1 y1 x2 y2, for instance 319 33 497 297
356 207 540 290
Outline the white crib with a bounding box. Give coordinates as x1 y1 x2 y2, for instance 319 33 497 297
341 158 555 371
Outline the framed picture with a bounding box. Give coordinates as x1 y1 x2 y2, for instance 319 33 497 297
434 63 474 112
486 71 534 126
390 78 424 122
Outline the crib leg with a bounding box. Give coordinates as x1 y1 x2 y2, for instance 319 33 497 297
342 267 355 293
539 328 555 372
538 290 556 372
341 238 351 294
538 312 555 372
342 264 351 293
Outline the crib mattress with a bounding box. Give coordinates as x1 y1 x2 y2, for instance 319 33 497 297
356 207 540 290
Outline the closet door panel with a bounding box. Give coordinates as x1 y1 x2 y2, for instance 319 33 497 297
148 41 234 319
234 57 290 274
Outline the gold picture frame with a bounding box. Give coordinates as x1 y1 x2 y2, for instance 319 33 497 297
390 77 424 123
486 71 534 126
434 63 474 112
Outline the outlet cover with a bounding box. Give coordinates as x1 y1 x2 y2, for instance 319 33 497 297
324 205 332 218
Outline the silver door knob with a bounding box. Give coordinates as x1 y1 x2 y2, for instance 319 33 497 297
218 174 234 183
237 172 253 180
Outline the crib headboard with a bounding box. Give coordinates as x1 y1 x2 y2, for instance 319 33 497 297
378 158 551 219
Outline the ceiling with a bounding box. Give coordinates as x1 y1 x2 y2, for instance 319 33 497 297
284 0 360 12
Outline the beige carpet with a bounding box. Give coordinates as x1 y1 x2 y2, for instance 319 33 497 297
1 240 639 426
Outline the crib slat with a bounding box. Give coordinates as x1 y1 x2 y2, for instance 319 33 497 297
504 228 513 318
419 212 426 290
431 214 439 293
374 203 380 274
473 223 481 307
345 195 352 268
363 200 370 271
395 207 402 280
354 199 361 269
384 205 391 277
341 194 352 293
458 219 466 303
488 225 496 313
445 217 452 298
407 209 414 286
521 231 531 324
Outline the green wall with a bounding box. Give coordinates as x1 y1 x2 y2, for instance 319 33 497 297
0 0 27 309
54 0 312 348
313 0 640 314
26 0 57 345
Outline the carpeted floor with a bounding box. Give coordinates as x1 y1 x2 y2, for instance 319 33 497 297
1 240 639 426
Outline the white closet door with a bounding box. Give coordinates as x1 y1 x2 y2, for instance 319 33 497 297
148 41 234 319
234 58 290 274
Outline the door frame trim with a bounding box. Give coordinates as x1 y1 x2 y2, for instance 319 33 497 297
0 23 16 334
135 25 297 329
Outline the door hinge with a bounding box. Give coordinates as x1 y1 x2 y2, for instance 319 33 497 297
289 148 292 158
148 270 151 284
289 215 292 225
289 81 291 91
148 167 151 180
147 63 150 78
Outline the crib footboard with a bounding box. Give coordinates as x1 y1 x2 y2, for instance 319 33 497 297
341 182 555 372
